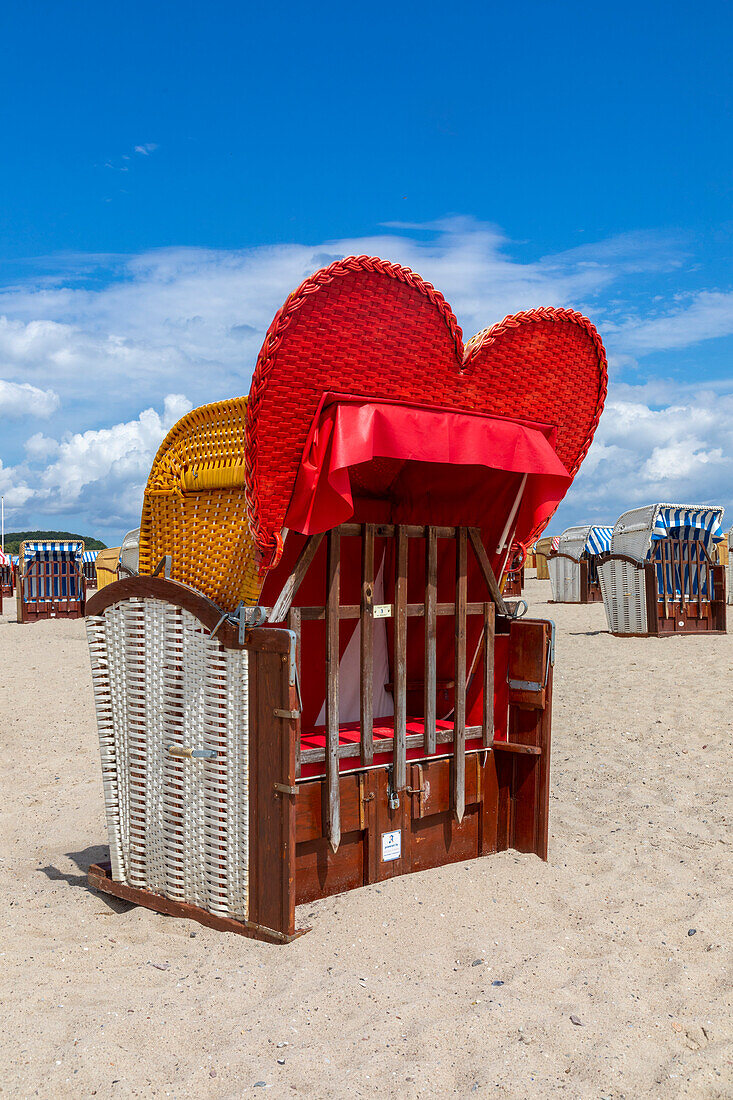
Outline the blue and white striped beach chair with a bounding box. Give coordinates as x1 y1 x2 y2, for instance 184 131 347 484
17 541 85 623
548 524 613 603
597 504 726 635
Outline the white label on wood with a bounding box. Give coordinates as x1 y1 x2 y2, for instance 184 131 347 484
381 830 401 862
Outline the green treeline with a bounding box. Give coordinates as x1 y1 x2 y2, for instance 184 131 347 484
1 531 107 554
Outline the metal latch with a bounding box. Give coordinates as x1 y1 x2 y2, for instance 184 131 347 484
273 782 298 796
273 708 300 720
505 599 528 620
387 765 400 810
236 604 268 644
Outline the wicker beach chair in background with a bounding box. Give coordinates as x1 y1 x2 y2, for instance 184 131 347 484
85 255 607 942
0 550 13 599
548 525 612 603
597 504 726 636
118 527 140 577
721 528 732 605
82 550 98 590
94 546 121 589
534 535 557 580
17 540 85 624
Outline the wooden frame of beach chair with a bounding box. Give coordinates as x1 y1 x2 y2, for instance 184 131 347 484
726 527 733 606
547 525 612 604
597 505 726 636
17 541 85 623
85 256 607 942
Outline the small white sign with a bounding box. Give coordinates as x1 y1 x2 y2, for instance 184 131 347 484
381 830 401 862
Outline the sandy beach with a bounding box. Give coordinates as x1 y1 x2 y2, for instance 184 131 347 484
1 576 731 1099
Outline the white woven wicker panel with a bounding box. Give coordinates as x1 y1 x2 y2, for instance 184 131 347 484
598 559 647 634
548 556 580 602
557 525 591 562
610 505 656 560
87 598 249 921
728 531 733 605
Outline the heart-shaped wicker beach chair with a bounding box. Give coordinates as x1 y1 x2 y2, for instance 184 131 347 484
86 256 607 941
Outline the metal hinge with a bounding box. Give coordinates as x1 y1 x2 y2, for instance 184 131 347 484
152 555 171 579
273 782 298 796
508 678 543 692
273 708 300 720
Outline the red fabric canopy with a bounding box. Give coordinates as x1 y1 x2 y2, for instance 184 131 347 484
284 397 570 547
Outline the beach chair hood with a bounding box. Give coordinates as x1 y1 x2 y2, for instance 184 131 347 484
140 256 608 611
246 256 608 571
611 504 725 563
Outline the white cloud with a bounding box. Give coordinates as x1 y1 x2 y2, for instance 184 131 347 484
608 289 733 355
0 378 59 418
2 395 191 530
0 218 732 537
558 386 733 527
0 219 685 410
134 143 158 156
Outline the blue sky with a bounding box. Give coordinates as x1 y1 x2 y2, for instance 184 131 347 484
1 1 733 545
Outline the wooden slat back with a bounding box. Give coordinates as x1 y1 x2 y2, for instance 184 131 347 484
285 523 502 820
424 527 438 755
325 530 341 852
453 528 468 822
393 526 408 791
360 525 375 766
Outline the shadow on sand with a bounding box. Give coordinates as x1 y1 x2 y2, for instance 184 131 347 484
39 844 134 913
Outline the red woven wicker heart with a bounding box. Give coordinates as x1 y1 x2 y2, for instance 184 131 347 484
245 255 607 567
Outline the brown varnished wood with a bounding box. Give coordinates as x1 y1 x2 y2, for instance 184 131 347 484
293 601 491 620
296 775 363 843
424 526 438 755
247 642 298 938
86 575 244 648
482 602 495 746
507 619 548 710
596 552 645 569
491 741 542 755
393 526 408 790
480 752 499 855
410 808 480 872
287 606 302 779
89 863 308 943
294 832 366 906
360 525 375 765
453 527 467 823
325 529 341 852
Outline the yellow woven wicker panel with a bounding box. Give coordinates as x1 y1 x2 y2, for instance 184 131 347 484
139 398 261 611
